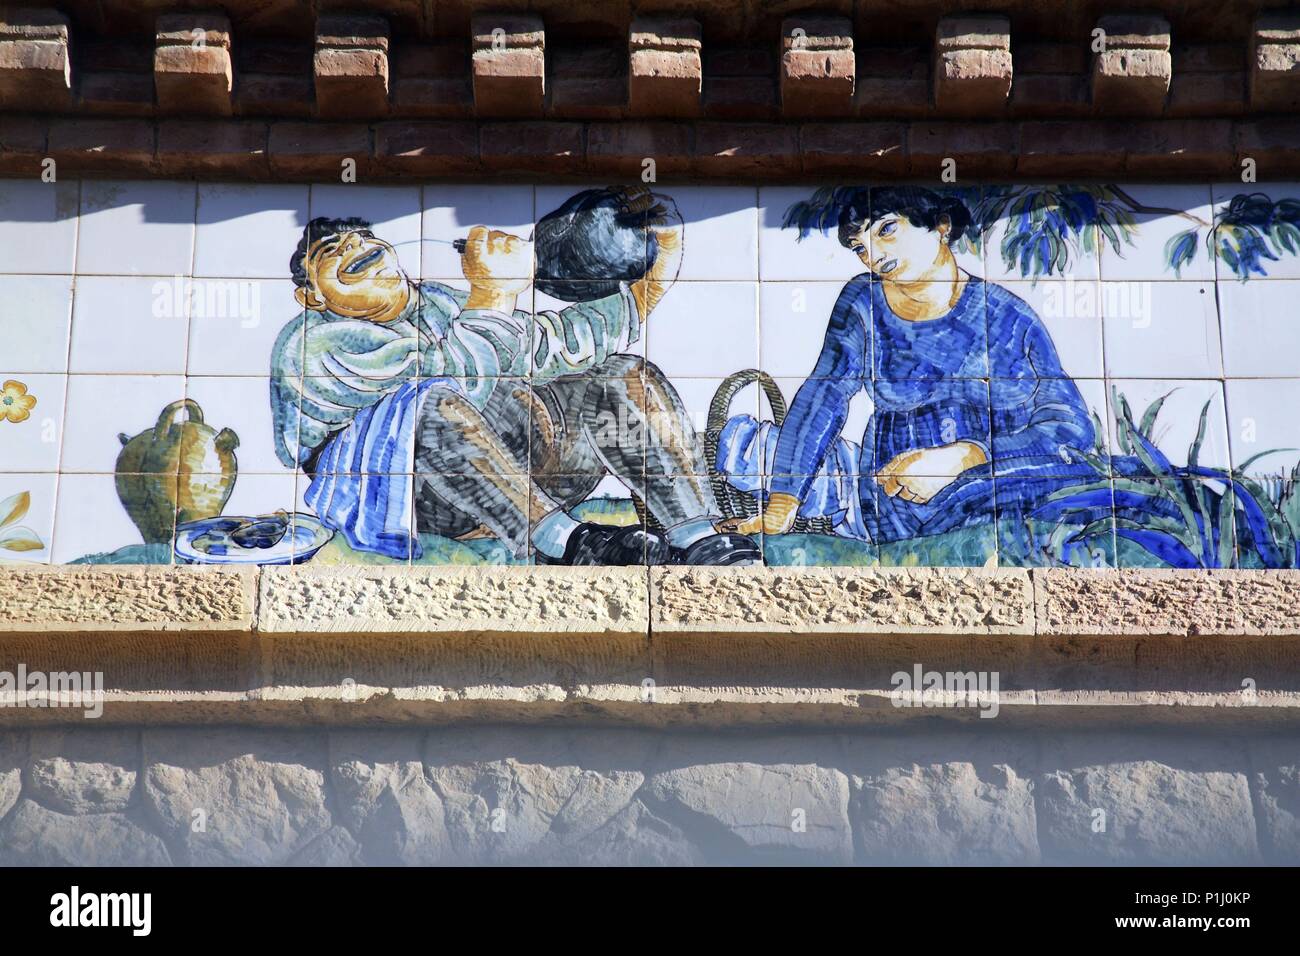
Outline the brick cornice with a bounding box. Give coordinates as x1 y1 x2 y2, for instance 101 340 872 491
2 114 1295 181
0 6 1297 180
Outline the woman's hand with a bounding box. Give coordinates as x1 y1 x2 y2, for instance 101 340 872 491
718 491 801 537
877 441 987 504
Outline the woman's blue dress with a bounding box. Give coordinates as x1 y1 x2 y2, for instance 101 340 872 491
751 273 1099 542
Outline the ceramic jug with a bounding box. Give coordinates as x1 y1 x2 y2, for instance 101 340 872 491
115 399 239 543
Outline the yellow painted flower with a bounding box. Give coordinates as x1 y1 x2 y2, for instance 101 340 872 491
0 380 36 424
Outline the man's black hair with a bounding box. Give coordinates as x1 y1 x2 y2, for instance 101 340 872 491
291 216 375 288
783 186 972 249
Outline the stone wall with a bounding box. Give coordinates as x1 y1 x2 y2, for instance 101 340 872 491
0 724 1294 866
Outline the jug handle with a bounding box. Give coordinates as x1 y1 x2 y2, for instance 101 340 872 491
153 399 203 440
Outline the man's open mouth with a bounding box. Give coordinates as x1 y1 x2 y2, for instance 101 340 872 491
874 258 898 275
343 246 386 275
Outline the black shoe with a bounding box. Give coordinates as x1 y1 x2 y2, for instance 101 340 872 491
536 523 672 566
671 532 763 566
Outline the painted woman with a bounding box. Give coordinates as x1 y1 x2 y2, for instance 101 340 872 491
722 186 1098 548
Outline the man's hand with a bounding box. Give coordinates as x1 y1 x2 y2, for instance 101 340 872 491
876 441 987 504
463 225 533 313
630 196 684 321
718 491 801 537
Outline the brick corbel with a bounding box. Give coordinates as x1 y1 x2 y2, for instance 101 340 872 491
314 14 390 119
628 17 702 118
471 14 545 118
154 13 232 116
933 15 1012 115
1092 14 1171 116
780 16 854 118
0 7 72 112
1250 13 1300 112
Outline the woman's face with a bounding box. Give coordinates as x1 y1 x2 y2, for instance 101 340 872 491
848 213 950 281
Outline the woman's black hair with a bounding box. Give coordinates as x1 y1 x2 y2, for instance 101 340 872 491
291 216 375 288
783 186 973 249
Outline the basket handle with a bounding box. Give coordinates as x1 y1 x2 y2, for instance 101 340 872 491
707 368 787 437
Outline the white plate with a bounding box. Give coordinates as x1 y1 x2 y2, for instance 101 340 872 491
174 513 333 565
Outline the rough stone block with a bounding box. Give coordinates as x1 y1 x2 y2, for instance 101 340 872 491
1035 735 1259 864
27 729 138 815
1251 13 1300 111
933 15 1012 115
0 566 255 633
629 17 701 118
780 16 854 118
644 737 853 864
846 734 1039 865
1092 14 1171 115
258 565 648 636
0 800 171 866
0 7 72 111
1249 739 1300 863
652 567 1033 635
471 14 544 118
154 13 232 115
143 728 331 866
314 14 390 119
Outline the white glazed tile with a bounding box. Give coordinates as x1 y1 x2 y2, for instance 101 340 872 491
77 180 195 276
188 279 302 376
0 179 79 274
666 186 758 281
0 374 65 471
52 473 173 563
759 185 868 281
1211 182 1300 281
61 374 186 473
0 275 74 373
195 184 308 279
310 184 422 281
1099 183 1215 281
182 377 293 473
646 281 758 379
69 275 189 374
0 473 56 564
760 281 859 379
1103 280 1222 378
1108 379 1230 471
1218 279 1300 377
424 184 533 280
997 279 1104 379
1224 379 1300 479
978 185 1101 284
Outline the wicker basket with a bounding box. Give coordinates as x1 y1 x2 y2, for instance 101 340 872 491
703 369 834 536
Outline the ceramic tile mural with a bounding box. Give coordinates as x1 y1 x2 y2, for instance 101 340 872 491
3 179 1300 569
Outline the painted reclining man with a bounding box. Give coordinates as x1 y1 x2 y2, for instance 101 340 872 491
269 189 759 566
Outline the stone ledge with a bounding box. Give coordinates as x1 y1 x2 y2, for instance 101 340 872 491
651 566 1033 635
0 566 1297 726
256 565 648 636
0 565 255 633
